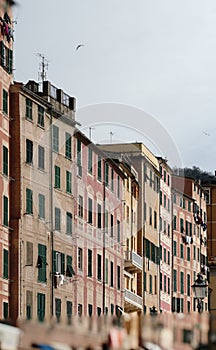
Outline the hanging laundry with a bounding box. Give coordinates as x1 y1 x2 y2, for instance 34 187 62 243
202 223 207 231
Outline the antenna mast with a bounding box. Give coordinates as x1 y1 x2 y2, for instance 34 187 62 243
37 53 48 86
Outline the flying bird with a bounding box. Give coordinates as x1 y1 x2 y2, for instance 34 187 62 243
76 44 84 51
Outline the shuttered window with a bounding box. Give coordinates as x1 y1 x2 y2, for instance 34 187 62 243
37 293 45 322
38 244 47 283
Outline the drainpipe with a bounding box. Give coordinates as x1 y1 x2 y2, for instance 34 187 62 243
49 109 54 318
102 159 106 314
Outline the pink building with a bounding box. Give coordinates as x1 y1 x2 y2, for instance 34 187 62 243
73 131 125 316
158 158 172 312
0 0 14 319
172 175 208 313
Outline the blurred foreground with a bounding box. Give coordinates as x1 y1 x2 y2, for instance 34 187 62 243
1 312 216 350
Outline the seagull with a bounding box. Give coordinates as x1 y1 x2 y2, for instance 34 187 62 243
76 44 84 51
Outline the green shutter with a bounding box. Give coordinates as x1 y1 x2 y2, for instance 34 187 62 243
55 166 60 188
8 49 13 74
65 132 71 159
38 244 46 283
61 253 65 274
3 90 8 114
3 146 8 176
66 171 72 193
3 196 8 226
37 293 45 322
26 188 33 214
3 249 8 279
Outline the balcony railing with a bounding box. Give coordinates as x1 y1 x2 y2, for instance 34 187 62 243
124 250 143 273
124 288 142 309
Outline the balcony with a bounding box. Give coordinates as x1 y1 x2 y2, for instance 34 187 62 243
124 250 143 273
124 288 142 312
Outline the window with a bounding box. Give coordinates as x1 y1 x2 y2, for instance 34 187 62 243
37 293 45 322
52 125 59 152
167 174 170 186
193 246 196 260
105 163 109 186
149 207 152 225
180 218 184 233
54 165 61 189
78 304 82 317
173 270 177 292
160 191 162 205
88 249 92 277
98 156 102 181
168 278 170 294
66 255 75 277
53 252 65 274
105 258 108 284
78 248 83 270
38 145 45 170
55 207 61 230
97 307 101 316
188 201 191 212
26 242 33 266
3 302 8 319
88 304 93 317
3 89 8 114
3 146 8 176
97 203 101 228
88 198 93 224
117 220 120 243
168 251 170 265
173 193 176 204
38 244 47 283
164 220 166 234
65 132 72 159
168 199 170 212
187 247 190 261
97 254 102 280
26 139 33 164
38 194 45 219
66 171 72 194
117 265 121 290
160 273 162 290
26 98 32 120
3 249 8 279
173 241 177 256
55 298 61 322
26 188 33 214
150 170 152 187
173 215 177 230
111 168 114 191
110 261 114 287
76 139 82 176
149 275 152 294
187 274 190 296
67 301 72 323
164 170 167 183
78 196 83 218
154 211 157 229
117 175 120 198
180 272 184 294
88 148 93 174
164 248 166 263
38 105 44 127
66 212 72 235
110 214 114 237
3 195 8 226
180 244 184 259
164 194 166 208
164 275 167 292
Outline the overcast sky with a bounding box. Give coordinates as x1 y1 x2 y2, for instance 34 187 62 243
13 1 216 173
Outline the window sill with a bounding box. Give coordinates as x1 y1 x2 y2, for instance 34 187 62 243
25 117 33 123
37 124 45 130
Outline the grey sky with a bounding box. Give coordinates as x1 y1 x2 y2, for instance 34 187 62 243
13 0 216 172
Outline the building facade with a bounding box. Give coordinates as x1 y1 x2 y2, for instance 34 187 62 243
172 176 208 313
157 157 172 312
73 131 125 317
9 80 77 323
99 143 161 314
0 0 14 319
